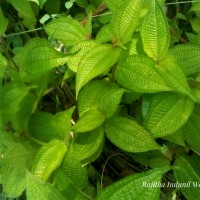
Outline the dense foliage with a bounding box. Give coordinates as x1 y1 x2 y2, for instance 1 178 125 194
1 0 200 199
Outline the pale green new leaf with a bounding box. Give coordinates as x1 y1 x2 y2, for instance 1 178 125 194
26 171 66 200
28 108 74 142
0 8 8 36
72 127 105 165
27 0 47 8
31 140 67 181
174 155 200 200
158 56 191 96
67 40 97 72
8 0 36 29
97 167 171 200
61 147 87 189
2 166 26 198
113 0 142 44
105 116 160 152
169 44 200 75
141 0 170 61
0 53 7 78
183 104 200 154
44 16 87 46
71 109 105 133
103 0 123 13
76 44 120 96
144 93 194 138
15 38 69 75
115 55 170 93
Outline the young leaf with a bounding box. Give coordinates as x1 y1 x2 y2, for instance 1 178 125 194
141 0 170 61
72 127 105 165
169 44 200 75
158 56 191 96
28 0 47 9
61 147 87 189
0 8 8 35
76 44 120 96
31 140 67 181
105 116 160 152
26 171 66 200
113 0 142 44
44 16 87 46
97 167 171 200
96 24 115 43
16 38 69 75
8 0 36 29
115 55 170 93
67 40 97 72
28 108 74 142
144 92 194 138
71 109 105 133
174 155 200 200
2 166 26 198
183 104 200 154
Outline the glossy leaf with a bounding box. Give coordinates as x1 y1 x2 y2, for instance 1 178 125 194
72 127 105 165
76 44 120 96
44 16 87 46
141 0 170 61
31 140 67 181
169 44 200 75
8 0 36 29
71 109 105 133
0 8 8 35
174 155 200 200
2 166 26 198
15 38 69 75
144 93 194 138
158 56 191 96
67 40 97 72
97 167 171 200
183 104 200 154
115 55 170 93
26 171 66 200
105 116 160 152
28 108 74 142
113 0 142 44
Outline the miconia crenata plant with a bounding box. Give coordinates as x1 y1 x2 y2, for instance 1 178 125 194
1 0 200 199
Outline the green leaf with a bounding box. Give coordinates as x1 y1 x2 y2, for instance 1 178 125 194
61 147 87 189
67 40 97 72
8 0 36 29
0 53 7 78
2 166 26 198
71 109 105 133
28 0 47 8
158 56 191 96
174 155 200 200
31 140 67 181
169 44 200 75
72 127 105 165
15 38 69 75
78 80 124 118
96 24 115 43
26 171 66 200
44 0 60 14
105 116 160 152
103 0 123 13
115 55 170 93
113 0 142 44
97 167 171 200
76 44 120 96
190 17 200 33
183 104 200 154
141 0 170 61
144 92 194 138
44 16 87 46
0 8 8 36
28 108 74 142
